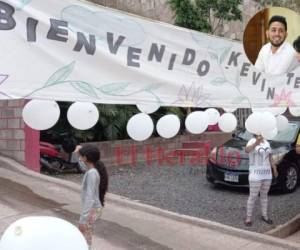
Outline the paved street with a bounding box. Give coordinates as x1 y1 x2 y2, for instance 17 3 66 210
1 156 299 250
60 163 300 233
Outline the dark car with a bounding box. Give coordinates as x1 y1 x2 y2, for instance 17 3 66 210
206 122 300 193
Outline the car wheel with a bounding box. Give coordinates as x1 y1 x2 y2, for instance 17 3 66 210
280 164 298 193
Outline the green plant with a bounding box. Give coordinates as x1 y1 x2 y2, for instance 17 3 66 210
41 102 137 142
168 0 211 32
43 102 185 142
168 0 242 34
95 104 138 140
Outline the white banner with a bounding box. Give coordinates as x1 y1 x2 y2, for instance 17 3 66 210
0 0 300 109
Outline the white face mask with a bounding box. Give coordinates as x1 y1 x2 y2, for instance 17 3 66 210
78 159 88 172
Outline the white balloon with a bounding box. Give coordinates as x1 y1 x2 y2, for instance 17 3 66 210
289 106 300 117
205 108 220 125
262 128 278 140
218 113 237 133
67 102 99 130
185 111 209 134
276 115 288 131
245 112 261 134
22 100 60 130
260 112 277 132
156 114 180 139
251 107 286 115
0 216 88 250
127 113 154 141
136 103 160 114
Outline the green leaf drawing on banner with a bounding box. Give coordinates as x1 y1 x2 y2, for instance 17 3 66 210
210 77 226 86
45 61 75 86
70 81 98 98
16 0 31 10
152 94 162 104
219 47 232 64
98 82 130 95
208 51 218 61
145 90 163 104
231 96 247 104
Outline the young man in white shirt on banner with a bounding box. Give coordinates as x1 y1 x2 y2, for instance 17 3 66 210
254 15 299 75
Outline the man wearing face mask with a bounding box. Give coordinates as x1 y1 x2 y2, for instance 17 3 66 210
254 15 298 75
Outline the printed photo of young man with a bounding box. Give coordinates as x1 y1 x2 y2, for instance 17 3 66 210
243 7 300 76
254 15 298 75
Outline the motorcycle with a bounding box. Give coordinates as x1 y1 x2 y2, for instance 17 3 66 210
39 132 83 174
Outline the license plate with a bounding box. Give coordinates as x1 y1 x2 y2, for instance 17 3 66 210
224 172 239 183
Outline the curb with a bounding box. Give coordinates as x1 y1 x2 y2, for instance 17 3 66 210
1 156 300 249
266 214 300 238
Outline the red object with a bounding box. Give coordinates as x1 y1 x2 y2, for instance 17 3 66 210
39 141 59 157
207 124 220 131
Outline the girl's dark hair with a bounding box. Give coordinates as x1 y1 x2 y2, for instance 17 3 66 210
293 36 300 53
79 145 108 206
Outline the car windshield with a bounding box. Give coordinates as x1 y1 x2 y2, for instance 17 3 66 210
237 123 299 143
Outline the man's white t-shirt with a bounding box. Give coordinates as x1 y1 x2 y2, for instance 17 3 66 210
246 138 272 181
255 42 299 75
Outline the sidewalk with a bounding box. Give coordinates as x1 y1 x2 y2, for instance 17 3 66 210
287 230 300 245
0 156 299 250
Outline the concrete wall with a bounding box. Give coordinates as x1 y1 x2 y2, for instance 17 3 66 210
0 100 40 171
88 0 264 41
0 98 230 171
86 132 231 167
0 100 26 162
88 1 300 41
88 0 173 24
0 99 230 171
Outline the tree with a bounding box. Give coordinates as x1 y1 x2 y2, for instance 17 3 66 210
168 0 242 35
168 0 211 32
